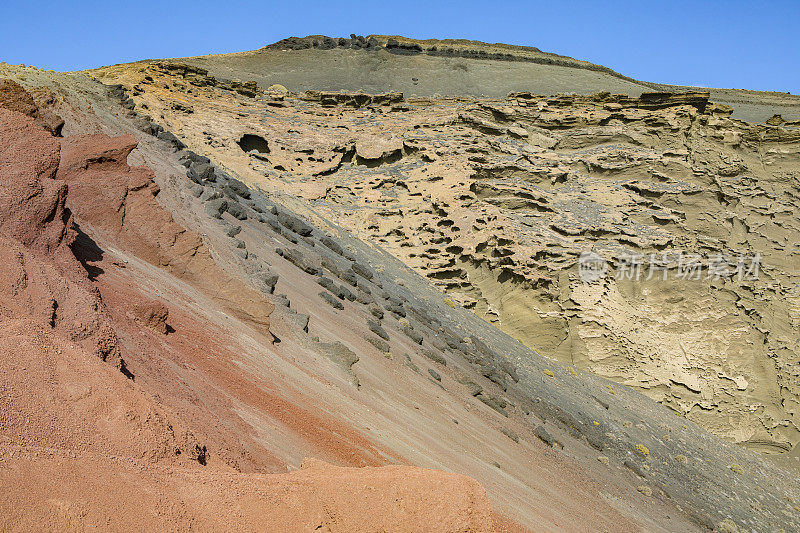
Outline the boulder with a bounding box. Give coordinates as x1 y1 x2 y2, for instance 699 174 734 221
131 300 170 334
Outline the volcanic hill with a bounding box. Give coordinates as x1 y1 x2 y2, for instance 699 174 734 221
1 35 799 532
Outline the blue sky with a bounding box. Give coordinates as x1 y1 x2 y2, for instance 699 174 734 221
1 0 797 93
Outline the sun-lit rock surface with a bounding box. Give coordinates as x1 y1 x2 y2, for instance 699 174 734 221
95 56 800 455
2 36 800 532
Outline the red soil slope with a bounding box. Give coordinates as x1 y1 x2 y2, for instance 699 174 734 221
0 80 499 532
2 453 495 531
57 132 274 327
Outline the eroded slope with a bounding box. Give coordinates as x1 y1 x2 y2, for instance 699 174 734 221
0 63 718 533
46 56 800 532
94 60 800 458
0 78 503 531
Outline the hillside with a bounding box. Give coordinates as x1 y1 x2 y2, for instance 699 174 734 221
170 34 800 123
1 35 799 532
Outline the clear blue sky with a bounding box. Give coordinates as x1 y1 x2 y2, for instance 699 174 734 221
1 0 798 93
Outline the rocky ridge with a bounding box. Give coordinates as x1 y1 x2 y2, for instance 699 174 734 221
170 34 800 123
266 34 638 83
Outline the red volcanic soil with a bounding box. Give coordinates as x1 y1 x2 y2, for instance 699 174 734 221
56 131 274 328
2 453 496 531
0 80 501 531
